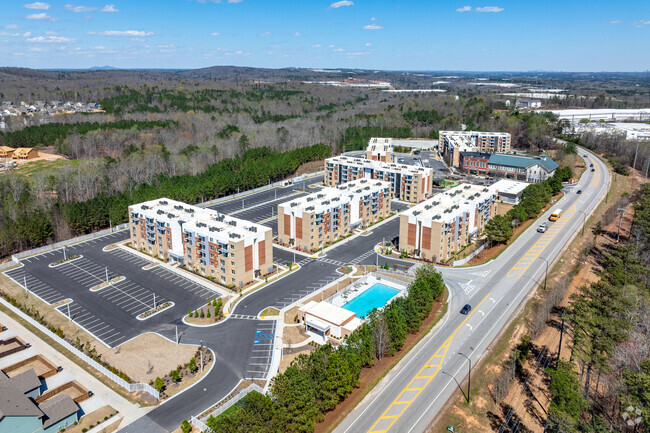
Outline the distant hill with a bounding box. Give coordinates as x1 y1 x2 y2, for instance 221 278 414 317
88 65 121 71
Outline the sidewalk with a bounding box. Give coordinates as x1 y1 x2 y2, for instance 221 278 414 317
0 310 150 427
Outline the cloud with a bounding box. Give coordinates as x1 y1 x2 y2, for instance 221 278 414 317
456 5 471 12
210 32 221 36
608 20 622 24
633 20 650 27
228 0 243 2
334 48 343 52
328 44 335 48
294 32 302 37
24 2 50 9
370 17 376 21
312 44 322 48
365 42 371 47
363 24 382 30
26 13 59 21
260 31 272 37
346 51 371 57
5 24 19 30
130 38 146 42
329 1 353 8
26 35 76 43
101 4 118 12
44 30 57 35
0 31 20 37
476 6 503 12
23 31 32 37
65 4 98 12
89 30 154 36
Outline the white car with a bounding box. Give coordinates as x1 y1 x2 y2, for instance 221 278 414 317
537 222 548 233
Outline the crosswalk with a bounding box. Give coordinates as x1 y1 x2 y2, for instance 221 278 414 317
298 257 354 267
350 250 376 265
229 314 258 320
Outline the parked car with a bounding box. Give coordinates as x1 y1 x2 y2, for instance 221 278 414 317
537 222 548 233
460 304 471 315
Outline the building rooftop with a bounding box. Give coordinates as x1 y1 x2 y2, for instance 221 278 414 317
280 178 391 214
403 184 495 224
0 387 43 418
440 130 511 138
303 301 356 326
129 198 271 242
366 137 392 154
460 151 492 159
327 155 432 175
490 179 529 196
0 369 41 395
38 394 78 429
488 153 558 172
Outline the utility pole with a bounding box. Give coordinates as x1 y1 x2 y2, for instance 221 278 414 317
616 208 625 242
24 275 28 292
633 141 639 170
153 293 156 309
105 267 109 283
67 303 71 321
63 246 66 261
459 352 471 403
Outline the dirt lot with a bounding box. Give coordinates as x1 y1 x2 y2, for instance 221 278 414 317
97 333 199 383
430 163 641 433
294 159 324 177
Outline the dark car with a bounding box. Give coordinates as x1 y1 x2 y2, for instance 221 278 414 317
577 189 582 194
591 168 595 172
460 304 471 315
414 150 421 155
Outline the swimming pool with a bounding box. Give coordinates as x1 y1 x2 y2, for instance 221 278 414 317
342 283 400 318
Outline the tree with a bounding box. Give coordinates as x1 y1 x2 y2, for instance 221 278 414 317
154 377 165 392
188 357 198 373
485 215 513 244
170 369 181 383
372 314 390 360
384 302 407 354
180 419 192 433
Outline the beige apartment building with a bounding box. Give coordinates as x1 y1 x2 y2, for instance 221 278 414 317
399 184 498 262
278 178 392 252
324 155 433 203
129 198 273 287
440 130 511 167
366 137 393 162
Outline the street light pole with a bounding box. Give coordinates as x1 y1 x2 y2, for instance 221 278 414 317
458 352 471 403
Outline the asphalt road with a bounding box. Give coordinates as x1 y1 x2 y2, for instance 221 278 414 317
333 148 609 433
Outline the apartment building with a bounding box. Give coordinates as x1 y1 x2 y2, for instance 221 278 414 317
440 131 511 167
399 184 498 261
487 153 558 182
129 198 273 287
278 178 392 252
366 137 393 162
324 155 433 203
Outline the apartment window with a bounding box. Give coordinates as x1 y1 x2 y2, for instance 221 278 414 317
210 254 214 258
210 245 214 251
232 278 236 283
231 253 235 259
187 247 191 254
132 228 136 235
230 244 234 249
231 261 235 266
231 269 235 274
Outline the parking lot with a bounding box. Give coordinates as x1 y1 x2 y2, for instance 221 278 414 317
4 232 223 348
246 321 277 380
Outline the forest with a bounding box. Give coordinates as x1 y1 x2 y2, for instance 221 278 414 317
206 264 446 433
544 184 650 432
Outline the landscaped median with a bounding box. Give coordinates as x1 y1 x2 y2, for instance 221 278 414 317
137 301 174 320
48 254 82 268
90 276 125 292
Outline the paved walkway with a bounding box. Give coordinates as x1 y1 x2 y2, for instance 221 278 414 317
0 310 150 427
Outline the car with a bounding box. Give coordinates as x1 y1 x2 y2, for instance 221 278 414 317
591 168 595 172
414 150 421 155
590 163 593 167
537 222 548 233
460 304 471 315
577 189 582 194
583 154 588 157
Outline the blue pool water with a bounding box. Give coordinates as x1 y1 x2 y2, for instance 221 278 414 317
342 283 400 318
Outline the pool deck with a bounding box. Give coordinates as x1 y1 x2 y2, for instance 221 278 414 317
328 274 406 312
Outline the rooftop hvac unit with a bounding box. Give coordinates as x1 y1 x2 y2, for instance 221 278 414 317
174 205 182 210
425 205 432 210
167 213 176 219
307 197 314 202
306 206 314 211
248 226 258 232
159 200 168 205
157 210 164 215
317 194 325 199
141 205 149 210
229 233 241 239
228 220 237 226
209 227 218 232
413 210 421 216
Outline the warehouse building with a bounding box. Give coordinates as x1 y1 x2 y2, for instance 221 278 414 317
129 198 273 287
399 184 498 261
278 178 391 252
324 155 433 203
440 131 511 167
366 137 393 162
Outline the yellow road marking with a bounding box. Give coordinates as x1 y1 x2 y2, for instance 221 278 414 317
367 292 491 433
507 204 577 278
440 273 471 280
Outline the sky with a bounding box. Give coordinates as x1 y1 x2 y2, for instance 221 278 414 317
0 0 649 71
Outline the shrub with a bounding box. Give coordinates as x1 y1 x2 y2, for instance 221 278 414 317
200 310 205 318
154 377 165 392
181 419 192 433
